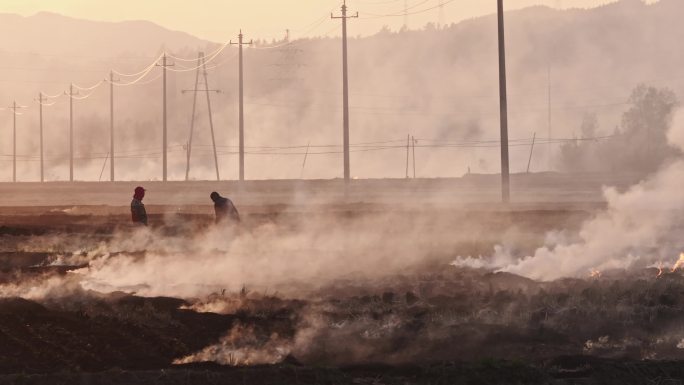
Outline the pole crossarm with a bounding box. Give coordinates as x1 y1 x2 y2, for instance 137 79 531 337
181 89 220 93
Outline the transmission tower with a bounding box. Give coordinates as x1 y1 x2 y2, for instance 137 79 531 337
182 52 221 181
270 30 305 86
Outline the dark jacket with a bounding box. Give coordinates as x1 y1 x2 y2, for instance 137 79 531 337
131 198 148 225
214 196 240 223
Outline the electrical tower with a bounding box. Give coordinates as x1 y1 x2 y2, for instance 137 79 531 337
497 0 510 203
332 0 358 183
270 30 305 86
231 30 253 181
182 52 221 181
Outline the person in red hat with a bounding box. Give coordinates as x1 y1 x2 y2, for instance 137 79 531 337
131 186 148 226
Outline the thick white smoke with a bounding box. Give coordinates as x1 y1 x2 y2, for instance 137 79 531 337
454 110 684 281
52 209 451 299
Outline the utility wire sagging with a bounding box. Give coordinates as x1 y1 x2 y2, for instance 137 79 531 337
0 2 661 182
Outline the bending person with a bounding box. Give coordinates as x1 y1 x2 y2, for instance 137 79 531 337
210 191 240 224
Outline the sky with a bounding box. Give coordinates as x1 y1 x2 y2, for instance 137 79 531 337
0 0 651 42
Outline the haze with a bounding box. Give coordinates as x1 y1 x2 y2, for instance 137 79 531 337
1 0 647 42
0 0 678 181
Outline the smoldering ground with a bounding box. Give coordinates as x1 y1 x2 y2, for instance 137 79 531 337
0 203 576 369
3 199 684 374
7 104 684 368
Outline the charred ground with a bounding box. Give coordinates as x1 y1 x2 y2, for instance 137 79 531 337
0 202 683 384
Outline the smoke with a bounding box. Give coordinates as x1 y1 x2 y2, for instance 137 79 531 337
454 110 684 280
0 206 462 300
5 1 684 181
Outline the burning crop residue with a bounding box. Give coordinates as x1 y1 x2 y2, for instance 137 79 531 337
173 324 292 366
672 253 684 272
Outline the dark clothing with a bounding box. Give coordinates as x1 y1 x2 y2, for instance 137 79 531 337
214 196 240 223
131 198 148 225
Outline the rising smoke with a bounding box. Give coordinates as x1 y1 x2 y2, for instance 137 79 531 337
453 109 684 280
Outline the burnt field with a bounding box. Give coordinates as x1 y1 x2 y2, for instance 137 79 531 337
0 176 682 384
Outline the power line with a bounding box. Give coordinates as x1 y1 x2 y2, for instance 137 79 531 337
0 134 614 167
359 0 456 19
72 80 105 91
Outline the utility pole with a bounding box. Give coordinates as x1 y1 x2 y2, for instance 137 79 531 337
547 65 552 171
109 71 119 181
405 134 410 178
412 136 416 179
66 84 78 182
231 31 253 181
182 52 221 181
8 101 26 182
332 1 358 183
156 53 174 182
36 93 47 182
13 101 16 183
497 0 510 203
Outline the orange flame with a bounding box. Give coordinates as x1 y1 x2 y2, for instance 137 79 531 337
657 262 664 278
672 253 684 273
589 269 602 279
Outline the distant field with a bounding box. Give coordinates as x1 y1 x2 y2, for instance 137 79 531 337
0 172 641 209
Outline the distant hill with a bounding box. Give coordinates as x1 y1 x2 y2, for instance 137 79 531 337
0 12 213 57
0 0 683 181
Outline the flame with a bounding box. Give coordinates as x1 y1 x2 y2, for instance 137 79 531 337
589 269 602 279
657 262 664 278
672 253 684 272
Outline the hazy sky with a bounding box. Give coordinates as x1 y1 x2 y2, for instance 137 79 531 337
0 0 649 42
